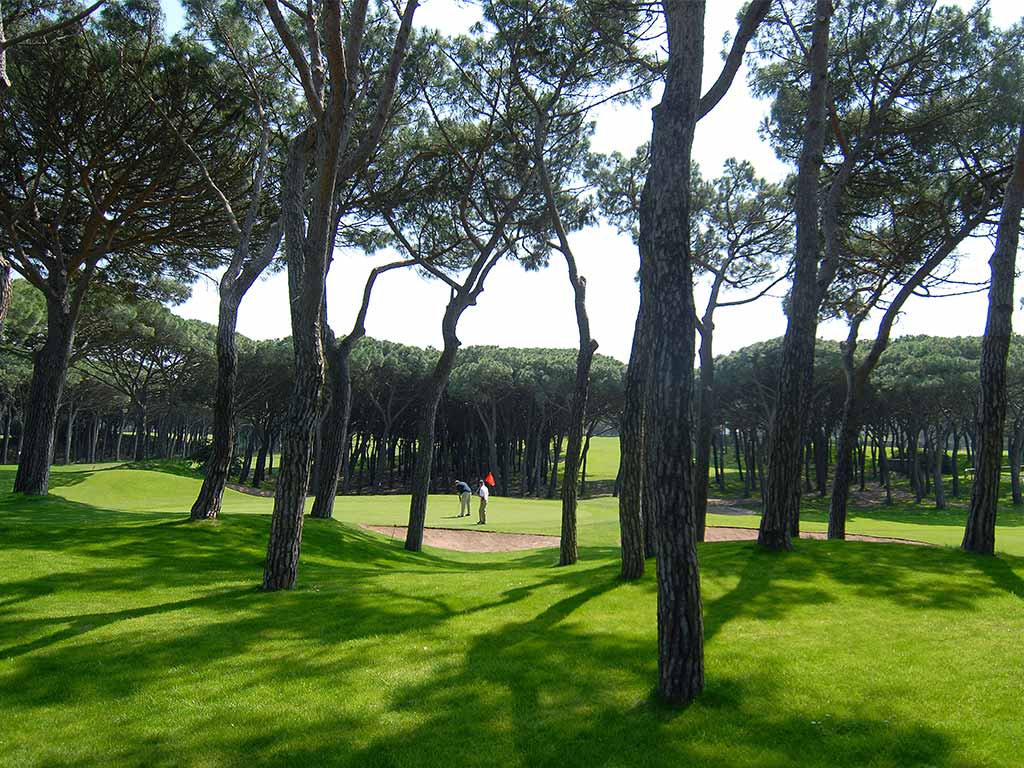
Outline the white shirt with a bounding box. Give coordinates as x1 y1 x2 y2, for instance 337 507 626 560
479 484 489 500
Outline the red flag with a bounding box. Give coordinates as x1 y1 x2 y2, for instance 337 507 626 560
484 472 495 486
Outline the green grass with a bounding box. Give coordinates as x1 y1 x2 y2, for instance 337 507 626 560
580 435 620 480
2 463 1024 767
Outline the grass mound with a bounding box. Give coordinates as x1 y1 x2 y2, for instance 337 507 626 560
1 464 1023 767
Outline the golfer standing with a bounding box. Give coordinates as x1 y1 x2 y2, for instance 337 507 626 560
454 480 472 517
476 478 489 524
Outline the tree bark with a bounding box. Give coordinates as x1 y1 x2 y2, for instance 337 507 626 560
14 290 75 495
951 429 960 498
191 294 242 519
0 256 11 337
1010 420 1023 506
62 401 76 465
263 132 329 591
618 304 648 580
579 423 594 496
310 340 354 519
251 416 272 488
639 0 706 708
547 432 563 499
828 347 869 539
693 320 715 542
559 279 597 566
963 122 1024 555
2 405 12 464
932 427 945 510
237 428 255 484
758 0 832 550
405 301 465 551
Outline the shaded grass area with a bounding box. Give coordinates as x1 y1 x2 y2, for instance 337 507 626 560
1 465 1024 766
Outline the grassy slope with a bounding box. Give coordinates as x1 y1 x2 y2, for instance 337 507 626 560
39 459 1024 554
2 464 1024 767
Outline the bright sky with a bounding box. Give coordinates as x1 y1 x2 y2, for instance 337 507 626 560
166 0 1024 363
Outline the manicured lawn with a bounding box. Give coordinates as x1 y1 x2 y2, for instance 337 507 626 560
2 463 1023 766
580 435 620 481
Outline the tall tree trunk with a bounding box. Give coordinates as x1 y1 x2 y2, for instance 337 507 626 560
693 323 715 542
132 403 146 461
63 401 76 465
1010 421 1023 506
406 302 465 552
191 295 242 519
3 406 13 464
950 429 960 498
579 424 593 497
619 306 648 580
933 428 946 510
14 291 75 496
828 355 868 539
547 432 563 499
89 414 100 464
310 341 354 520
263 132 329 591
251 416 272 488
639 0 717 708
559 323 597 565
910 426 924 501
115 415 125 462
858 430 867 490
237 428 255 485
963 123 1024 554
532 421 545 496
0 256 11 337
475 401 501 494
759 0 832 550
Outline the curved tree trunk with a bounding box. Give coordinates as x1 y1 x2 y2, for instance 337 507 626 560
191 295 241 520
759 0 832 551
559 335 596 565
828 361 868 539
405 345 459 551
310 343 354 520
963 122 1024 555
406 302 465 552
559 267 597 565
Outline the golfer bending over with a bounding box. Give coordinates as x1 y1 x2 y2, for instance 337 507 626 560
454 480 473 517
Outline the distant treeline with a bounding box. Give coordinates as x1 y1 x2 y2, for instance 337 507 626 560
0 283 625 496
4 283 1023 506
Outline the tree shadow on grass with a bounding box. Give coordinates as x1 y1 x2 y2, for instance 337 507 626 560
701 544 833 646
336 634 971 768
122 458 203 479
2 490 1023 767
966 551 1024 598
